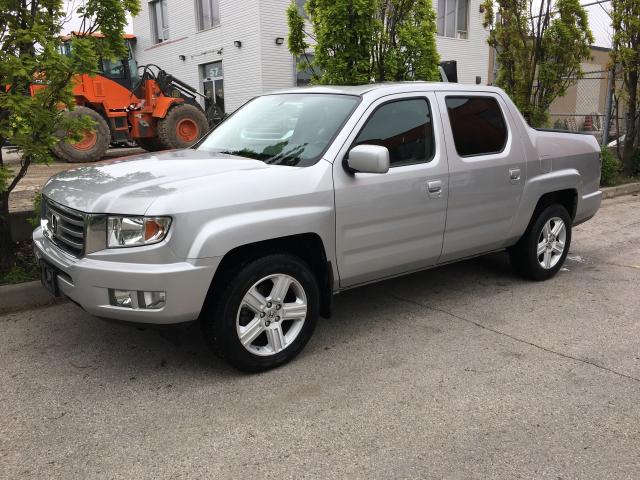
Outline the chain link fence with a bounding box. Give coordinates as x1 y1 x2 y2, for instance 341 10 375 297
547 68 626 146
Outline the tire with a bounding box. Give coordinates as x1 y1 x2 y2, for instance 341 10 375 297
52 106 110 163
201 254 320 373
509 204 572 281
136 137 166 152
156 103 209 150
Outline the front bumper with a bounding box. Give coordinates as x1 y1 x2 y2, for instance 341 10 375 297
33 227 220 324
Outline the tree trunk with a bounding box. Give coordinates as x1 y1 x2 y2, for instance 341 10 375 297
621 70 638 175
0 191 14 271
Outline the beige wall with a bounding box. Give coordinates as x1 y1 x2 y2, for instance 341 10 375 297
548 47 612 129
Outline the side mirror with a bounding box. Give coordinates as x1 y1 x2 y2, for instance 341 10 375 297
346 145 390 174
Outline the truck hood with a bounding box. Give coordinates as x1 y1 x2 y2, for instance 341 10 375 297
42 149 272 214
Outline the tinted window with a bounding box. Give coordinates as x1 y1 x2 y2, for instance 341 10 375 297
354 99 434 167
445 96 507 156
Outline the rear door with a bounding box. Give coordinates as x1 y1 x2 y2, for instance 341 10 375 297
435 92 525 262
333 92 449 287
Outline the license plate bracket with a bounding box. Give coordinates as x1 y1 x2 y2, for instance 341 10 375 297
40 260 60 297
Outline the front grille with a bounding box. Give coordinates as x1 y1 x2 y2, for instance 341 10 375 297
42 197 86 257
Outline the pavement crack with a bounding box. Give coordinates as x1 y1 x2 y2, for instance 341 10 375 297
391 293 640 384
68 361 96 370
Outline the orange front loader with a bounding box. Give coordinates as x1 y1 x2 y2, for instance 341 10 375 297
45 35 219 163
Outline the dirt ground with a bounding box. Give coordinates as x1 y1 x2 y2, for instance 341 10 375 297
4 147 144 213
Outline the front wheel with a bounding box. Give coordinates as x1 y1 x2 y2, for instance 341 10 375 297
201 254 319 372
52 106 110 163
509 204 572 281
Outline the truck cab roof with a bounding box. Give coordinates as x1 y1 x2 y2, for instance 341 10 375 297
274 82 506 98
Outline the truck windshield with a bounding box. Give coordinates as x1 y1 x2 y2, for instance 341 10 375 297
197 93 360 166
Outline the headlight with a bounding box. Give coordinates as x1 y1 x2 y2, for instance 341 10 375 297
107 216 171 248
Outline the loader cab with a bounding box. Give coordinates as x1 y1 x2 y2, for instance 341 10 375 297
100 38 139 91
59 34 139 91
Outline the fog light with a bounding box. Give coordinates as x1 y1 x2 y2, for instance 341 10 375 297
110 289 134 308
139 291 166 309
108 289 166 309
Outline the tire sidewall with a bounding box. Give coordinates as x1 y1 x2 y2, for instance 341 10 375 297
53 107 110 163
523 204 572 280
204 254 319 372
158 104 209 150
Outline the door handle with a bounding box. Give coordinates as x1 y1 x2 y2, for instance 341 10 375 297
427 180 442 198
509 168 521 181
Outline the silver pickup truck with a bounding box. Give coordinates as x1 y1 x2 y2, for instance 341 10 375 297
34 83 602 371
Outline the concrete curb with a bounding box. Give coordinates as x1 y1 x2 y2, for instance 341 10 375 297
2 185 639 315
0 280 65 316
601 182 640 200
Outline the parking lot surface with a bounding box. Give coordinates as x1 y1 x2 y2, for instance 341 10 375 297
1 195 639 479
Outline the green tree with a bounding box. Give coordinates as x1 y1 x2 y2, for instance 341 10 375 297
0 0 139 269
610 0 640 175
286 0 439 85
482 0 593 127
373 0 440 82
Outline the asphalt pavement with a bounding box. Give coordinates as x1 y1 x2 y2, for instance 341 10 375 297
1 195 639 479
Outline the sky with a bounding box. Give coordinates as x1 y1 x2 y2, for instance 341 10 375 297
62 0 613 48
62 1 134 35
583 1 614 48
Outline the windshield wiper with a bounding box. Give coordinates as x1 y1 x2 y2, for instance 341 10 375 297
216 149 267 161
264 144 305 165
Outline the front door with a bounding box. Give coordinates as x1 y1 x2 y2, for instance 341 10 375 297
333 93 449 287
201 61 225 116
435 92 526 262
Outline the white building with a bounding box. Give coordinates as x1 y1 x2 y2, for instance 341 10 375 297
131 0 490 114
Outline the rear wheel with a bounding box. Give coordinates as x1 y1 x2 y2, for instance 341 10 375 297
509 204 572 281
157 103 209 150
53 106 110 163
201 254 319 372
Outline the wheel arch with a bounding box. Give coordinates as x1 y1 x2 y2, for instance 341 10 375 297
202 233 334 320
532 189 578 220
152 97 184 119
508 169 580 244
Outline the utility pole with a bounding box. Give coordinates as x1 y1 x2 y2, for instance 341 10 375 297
602 66 614 146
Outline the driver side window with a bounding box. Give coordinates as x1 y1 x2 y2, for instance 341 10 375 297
354 98 434 167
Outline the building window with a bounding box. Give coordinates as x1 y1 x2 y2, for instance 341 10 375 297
296 0 307 16
150 0 169 43
296 54 315 86
437 0 468 39
196 0 221 31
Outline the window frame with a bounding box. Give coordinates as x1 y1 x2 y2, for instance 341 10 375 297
195 0 221 32
350 96 437 169
444 94 510 158
149 0 169 44
437 0 469 39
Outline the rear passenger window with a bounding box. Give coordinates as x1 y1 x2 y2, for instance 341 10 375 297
354 98 434 167
445 96 507 156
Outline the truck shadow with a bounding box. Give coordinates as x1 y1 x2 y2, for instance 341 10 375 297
27 251 522 379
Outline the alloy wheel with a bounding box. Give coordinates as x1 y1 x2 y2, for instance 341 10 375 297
537 216 567 269
236 274 308 356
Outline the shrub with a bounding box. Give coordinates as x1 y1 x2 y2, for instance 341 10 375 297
632 149 640 177
28 193 42 228
600 146 620 186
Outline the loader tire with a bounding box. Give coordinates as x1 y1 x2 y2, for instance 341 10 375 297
53 106 110 163
136 137 166 152
157 103 209 150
